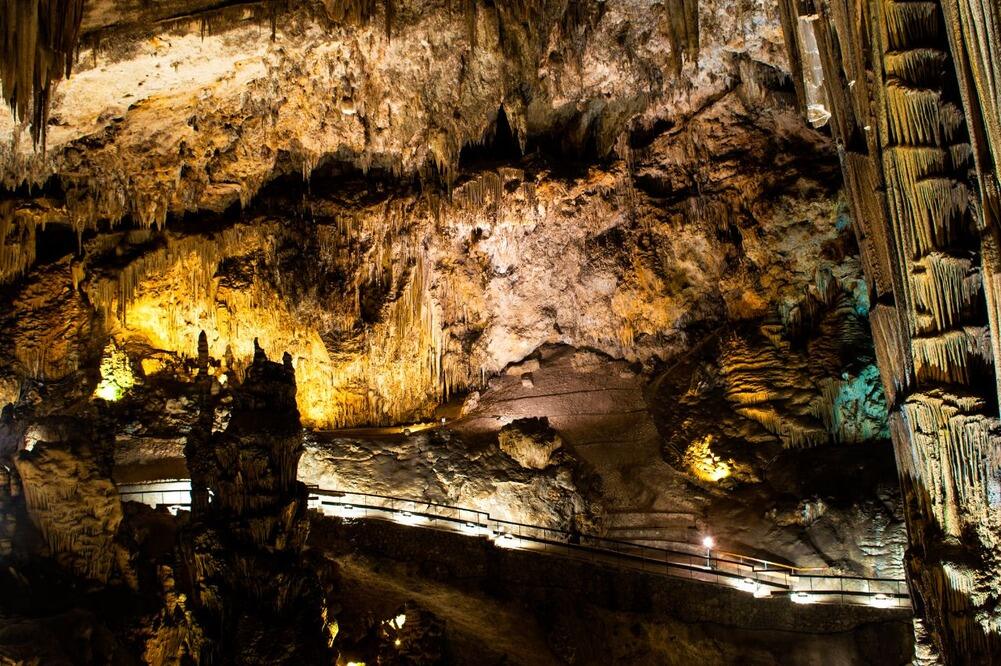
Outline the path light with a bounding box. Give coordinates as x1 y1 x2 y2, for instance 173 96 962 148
869 593 893 608
494 532 517 548
332 504 357 519
394 510 422 525
791 591 814 604
461 521 485 536
702 535 715 568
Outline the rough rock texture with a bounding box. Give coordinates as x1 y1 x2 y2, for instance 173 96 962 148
0 0 783 235
0 0 953 661
303 427 602 532
779 0 1001 661
13 418 127 584
0 0 818 434
176 341 335 664
1 84 851 432
497 417 563 469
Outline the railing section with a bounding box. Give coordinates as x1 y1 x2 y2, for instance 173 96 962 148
117 480 909 609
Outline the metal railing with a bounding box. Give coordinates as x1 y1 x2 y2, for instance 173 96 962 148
117 480 910 609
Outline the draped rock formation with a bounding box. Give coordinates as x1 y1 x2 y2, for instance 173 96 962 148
780 0 1001 661
5 0 992 661
11 415 130 584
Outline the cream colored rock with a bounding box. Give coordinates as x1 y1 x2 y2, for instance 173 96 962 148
14 419 129 584
498 418 563 470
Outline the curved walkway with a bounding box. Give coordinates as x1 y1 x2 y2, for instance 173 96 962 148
117 479 910 610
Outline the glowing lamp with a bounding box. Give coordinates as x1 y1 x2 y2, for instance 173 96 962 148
869 593 893 608
702 536 715 549
494 532 518 548
393 510 422 525
461 521 486 536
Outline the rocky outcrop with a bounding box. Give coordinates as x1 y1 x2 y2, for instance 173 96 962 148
0 0 955 660
0 82 847 432
178 340 334 664
498 417 563 469
0 0 781 241
11 415 132 585
301 423 601 534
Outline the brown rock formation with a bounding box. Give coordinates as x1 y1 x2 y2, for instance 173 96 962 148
5 0 992 660
780 0 1001 661
9 414 133 586
179 339 334 664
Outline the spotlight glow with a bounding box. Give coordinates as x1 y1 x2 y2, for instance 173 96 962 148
93 343 135 402
393 510 423 526
494 532 518 548
869 593 894 608
736 577 759 594
702 536 715 549
791 591 815 604
330 504 358 519
461 521 488 536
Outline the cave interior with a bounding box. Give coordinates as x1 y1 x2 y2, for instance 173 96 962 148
1 0 1001 664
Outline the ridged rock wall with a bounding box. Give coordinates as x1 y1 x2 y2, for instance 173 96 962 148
11 416 130 584
0 82 849 430
780 0 1001 661
0 0 781 284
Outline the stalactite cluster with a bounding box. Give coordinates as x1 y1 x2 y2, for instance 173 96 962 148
0 0 84 146
781 0 1001 660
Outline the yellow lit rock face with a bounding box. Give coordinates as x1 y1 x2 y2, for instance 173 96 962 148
88 221 446 428
683 434 731 483
70 89 846 431
94 343 135 401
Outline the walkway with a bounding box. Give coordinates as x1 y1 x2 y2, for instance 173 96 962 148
117 479 910 610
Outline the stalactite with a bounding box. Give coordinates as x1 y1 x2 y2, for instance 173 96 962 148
911 326 992 385
792 0 1001 656
663 0 699 75
0 200 35 284
911 253 981 333
0 0 85 147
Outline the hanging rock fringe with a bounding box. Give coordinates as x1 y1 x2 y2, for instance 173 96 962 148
0 0 85 148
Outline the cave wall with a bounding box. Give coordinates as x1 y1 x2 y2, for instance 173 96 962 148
2 82 859 430
779 0 1001 661
0 0 908 582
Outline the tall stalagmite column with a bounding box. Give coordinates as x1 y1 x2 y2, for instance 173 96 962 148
182 339 334 664
779 0 1001 662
